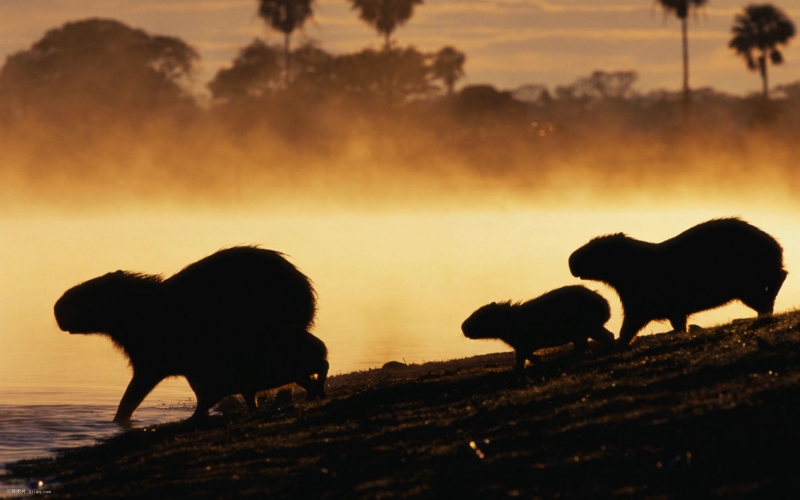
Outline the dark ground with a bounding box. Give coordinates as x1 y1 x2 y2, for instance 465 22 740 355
6 311 800 499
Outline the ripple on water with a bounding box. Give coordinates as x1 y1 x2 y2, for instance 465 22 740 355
0 401 195 491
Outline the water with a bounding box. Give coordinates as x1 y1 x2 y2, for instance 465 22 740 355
0 373 196 490
0 401 195 494
2 207 799 479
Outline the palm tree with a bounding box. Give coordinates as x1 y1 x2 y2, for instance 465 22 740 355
656 0 708 105
730 4 796 99
348 0 423 50
431 46 465 95
258 0 314 83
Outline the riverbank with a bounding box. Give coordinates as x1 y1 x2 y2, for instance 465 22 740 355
6 311 800 498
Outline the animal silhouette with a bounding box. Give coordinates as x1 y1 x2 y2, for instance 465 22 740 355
54 246 317 422
186 325 328 419
462 285 615 372
569 217 787 346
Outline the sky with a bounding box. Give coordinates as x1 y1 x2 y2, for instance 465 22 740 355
2 0 800 97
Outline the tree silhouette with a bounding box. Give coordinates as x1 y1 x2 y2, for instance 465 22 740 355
257 0 314 84
330 46 433 104
348 0 423 50
0 18 197 124
431 46 465 95
208 39 282 101
656 0 708 106
730 4 796 99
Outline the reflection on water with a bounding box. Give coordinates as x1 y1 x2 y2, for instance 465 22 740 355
0 401 194 488
0 208 798 414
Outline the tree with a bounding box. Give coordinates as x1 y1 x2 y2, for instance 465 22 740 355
330 46 434 104
0 18 198 124
257 0 314 84
431 46 465 95
568 70 638 100
656 0 709 106
208 39 282 101
730 4 796 99
348 0 423 50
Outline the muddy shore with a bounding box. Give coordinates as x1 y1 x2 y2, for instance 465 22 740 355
6 311 800 498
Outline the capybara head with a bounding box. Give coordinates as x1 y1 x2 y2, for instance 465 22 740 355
54 271 164 334
461 302 515 340
569 233 630 283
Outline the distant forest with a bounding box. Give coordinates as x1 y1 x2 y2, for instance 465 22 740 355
1 11 799 203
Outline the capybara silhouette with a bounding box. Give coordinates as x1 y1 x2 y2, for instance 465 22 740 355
53 246 317 423
462 285 615 372
186 325 328 419
569 217 787 346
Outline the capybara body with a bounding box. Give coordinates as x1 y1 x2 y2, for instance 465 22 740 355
569 218 787 346
53 246 318 423
186 325 328 419
462 285 615 372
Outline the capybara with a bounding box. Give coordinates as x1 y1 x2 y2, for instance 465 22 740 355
569 217 787 346
53 246 317 423
462 285 615 372
186 325 328 419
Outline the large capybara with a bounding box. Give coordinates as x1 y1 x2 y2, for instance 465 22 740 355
462 285 615 372
53 246 317 423
569 217 787 346
186 325 328 419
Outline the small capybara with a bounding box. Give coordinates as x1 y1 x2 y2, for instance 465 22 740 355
569 217 787 346
186 325 328 419
53 246 317 423
462 285 615 372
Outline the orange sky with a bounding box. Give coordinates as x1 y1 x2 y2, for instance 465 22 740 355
2 0 800 97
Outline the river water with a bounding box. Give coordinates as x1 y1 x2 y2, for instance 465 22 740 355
1 207 798 485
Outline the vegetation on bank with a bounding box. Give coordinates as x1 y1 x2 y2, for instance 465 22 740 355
6 310 800 498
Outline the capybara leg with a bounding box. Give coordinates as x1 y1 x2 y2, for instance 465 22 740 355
669 315 688 333
515 351 527 372
302 362 329 401
618 316 648 347
190 397 215 420
315 360 329 399
113 374 161 424
297 378 316 400
243 392 258 411
572 337 588 355
589 326 616 346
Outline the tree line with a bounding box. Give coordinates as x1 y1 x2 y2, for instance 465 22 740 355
0 1 797 136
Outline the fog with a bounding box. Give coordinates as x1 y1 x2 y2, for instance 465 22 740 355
3 101 799 213
2 19 800 213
